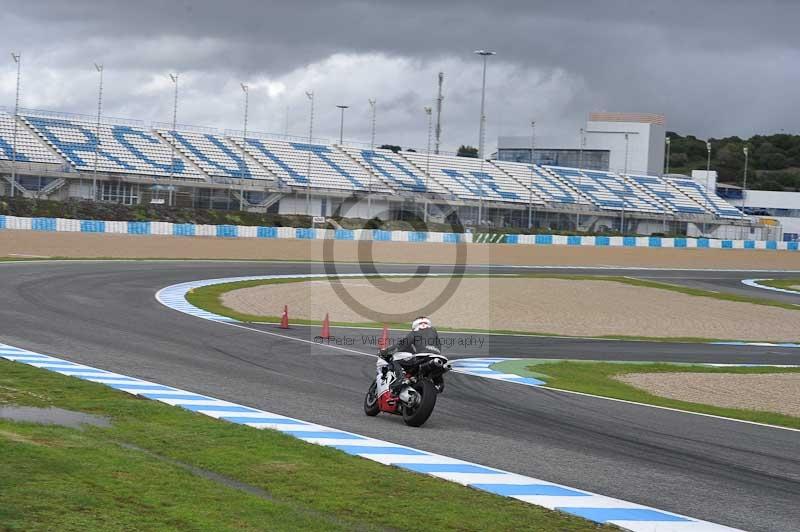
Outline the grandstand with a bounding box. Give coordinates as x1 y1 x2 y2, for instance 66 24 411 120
0 107 764 239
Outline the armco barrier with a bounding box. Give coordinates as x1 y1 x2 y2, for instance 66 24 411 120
0 214 796 251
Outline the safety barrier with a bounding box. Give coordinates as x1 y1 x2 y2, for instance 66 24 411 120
0 214 796 251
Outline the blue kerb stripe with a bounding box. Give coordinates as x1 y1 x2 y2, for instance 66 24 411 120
408 232 428 242
504 376 546 386
216 225 238 238
567 235 582 246
472 484 587 497
56 367 109 373
697 238 710 248
295 228 316 239
594 236 609 246
80 220 106 233
332 445 427 456
179 404 260 413
557 508 690 523
504 234 518 244
0 214 7 229
287 431 366 439
140 392 213 401
334 229 354 240
173 223 196 236
257 226 277 238
32 217 56 231
744 240 755 249
766 240 777 250
106 383 175 391
373 229 391 241
127 221 150 235
535 234 552 245
648 236 661 247
722 240 733 249
219 416 306 424
398 463 502 474
443 233 460 243
789 242 799 251
674 237 687 248
622 236 636 247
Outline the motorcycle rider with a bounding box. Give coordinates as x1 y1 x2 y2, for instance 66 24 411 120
379 316 442 395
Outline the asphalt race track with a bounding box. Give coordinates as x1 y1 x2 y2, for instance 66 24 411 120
1 260 799 531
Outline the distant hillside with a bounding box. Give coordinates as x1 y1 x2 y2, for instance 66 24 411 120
667 132 800 191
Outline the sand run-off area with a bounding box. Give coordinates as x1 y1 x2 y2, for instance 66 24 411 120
221 277 800 341
615 372 800 417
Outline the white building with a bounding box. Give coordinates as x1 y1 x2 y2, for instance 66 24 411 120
496 112 666 176
725 189 800 240
583 113 666 176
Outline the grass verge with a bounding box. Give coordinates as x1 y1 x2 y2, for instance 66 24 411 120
185 274 800 343
491 359 800 429
0 360 607 531
756 278 800 292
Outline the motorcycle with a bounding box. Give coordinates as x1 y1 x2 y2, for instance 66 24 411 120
363 352 451 427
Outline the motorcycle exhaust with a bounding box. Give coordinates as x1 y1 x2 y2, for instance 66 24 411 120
398 387 419 405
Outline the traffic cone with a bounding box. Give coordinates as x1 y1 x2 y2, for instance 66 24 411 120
320 313 332 339
378 324 389 350
280 305 289 329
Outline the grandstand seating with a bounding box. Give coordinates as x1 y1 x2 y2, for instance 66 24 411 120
0 112 64 164
543 166 661 213
158 130 271 180
236 137 390 192
491 160 587 206
626 174 708 215
400 151 532 203
23 114 203 178
4 109 746 221
341 147 450 194
666 177 743 218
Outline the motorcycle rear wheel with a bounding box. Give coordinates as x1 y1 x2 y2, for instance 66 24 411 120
402 379 437 427
364 382 380 416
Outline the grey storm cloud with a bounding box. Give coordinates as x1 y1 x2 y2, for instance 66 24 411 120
2 0 799 152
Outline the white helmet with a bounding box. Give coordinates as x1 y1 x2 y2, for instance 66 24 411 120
412 316 432 332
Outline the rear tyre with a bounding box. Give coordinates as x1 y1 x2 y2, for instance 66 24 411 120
364 382 380 416
402 379 437 427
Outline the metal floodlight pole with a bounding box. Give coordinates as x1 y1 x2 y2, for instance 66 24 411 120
92 63 104 202
621 132 630 234
10 52 21 199
741 145 749 239
528 120 535 229
305 90 314 216
663 136 671 233
166 72 179 205
424 106 433 222
367 98 376 218
577 127 585 231
239 83 249 211
704 140 711 236
336 104 348 145
474 50 495 160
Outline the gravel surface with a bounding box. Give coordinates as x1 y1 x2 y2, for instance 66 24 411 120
615 372 800 417
3 230 800 268
221 277 800 341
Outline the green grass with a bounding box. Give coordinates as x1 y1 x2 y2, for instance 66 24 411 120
756 278 800 292
0 360 607 531
185 274 800 343
491 359 800 429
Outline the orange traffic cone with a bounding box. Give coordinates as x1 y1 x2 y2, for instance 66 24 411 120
378 324 389 350
280 305 289 329
320 313 332 339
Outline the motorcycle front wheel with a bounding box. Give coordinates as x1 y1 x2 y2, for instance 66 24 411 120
364 382 380 416
402 379 437 427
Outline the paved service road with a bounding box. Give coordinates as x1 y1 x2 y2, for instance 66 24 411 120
1 261 798 531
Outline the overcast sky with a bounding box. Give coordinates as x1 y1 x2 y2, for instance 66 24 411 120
2 0 798 152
